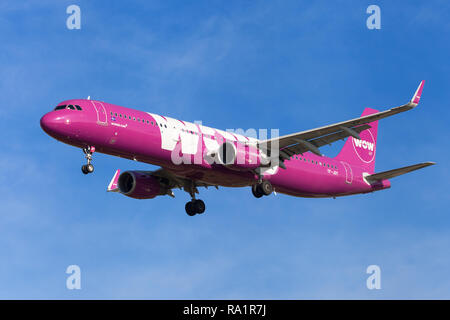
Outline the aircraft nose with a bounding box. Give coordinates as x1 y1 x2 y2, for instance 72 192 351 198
40 112 69 136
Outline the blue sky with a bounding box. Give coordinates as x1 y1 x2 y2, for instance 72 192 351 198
0 0 449 299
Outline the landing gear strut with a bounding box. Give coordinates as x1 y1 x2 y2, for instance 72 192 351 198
252 180 273 198
81 146 95 175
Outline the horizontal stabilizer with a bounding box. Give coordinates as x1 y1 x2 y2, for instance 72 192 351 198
107 169 121 192
366 162 435 183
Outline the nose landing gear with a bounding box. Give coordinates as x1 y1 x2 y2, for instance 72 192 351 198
81 146 95 174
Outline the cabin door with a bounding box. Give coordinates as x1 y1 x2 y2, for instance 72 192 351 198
91 101 108 125
340 161 353 184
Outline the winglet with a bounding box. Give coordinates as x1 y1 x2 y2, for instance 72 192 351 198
107 169 121 192
410 80 425 106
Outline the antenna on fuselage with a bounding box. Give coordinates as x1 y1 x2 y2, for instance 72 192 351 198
87 96 91 100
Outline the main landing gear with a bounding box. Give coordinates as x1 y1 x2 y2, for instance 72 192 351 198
184 182 206 216
251 180 273 198
81 146 95 175
185 199 206 216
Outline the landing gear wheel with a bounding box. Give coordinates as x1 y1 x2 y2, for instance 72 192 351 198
252 180 273 197
185 201 196 216
86 164 94 173
185 199 206 216
252 184 263 198
193 199 205 214
260 180 273 196
81 165 89 175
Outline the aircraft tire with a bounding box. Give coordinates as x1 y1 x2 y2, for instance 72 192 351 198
252 184 263 198
86 164 94 173
81 165 89 175
185 201 196 216
194 199 205 214
260 180 273 196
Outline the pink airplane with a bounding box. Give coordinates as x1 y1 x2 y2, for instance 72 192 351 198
40 81 434 216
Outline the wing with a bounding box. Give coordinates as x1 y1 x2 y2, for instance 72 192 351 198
365 162 435 183
149 167 218 196
260 81 425 161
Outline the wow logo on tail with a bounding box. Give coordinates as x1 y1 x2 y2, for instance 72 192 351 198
351 128 376 164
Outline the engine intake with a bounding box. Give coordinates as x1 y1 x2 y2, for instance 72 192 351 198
216 141 261 171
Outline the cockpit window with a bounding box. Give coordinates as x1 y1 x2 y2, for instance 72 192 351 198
54 104 83 111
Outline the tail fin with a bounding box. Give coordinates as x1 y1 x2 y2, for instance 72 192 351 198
334 108 379 173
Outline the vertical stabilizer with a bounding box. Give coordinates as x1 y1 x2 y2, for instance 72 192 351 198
334 108 379 173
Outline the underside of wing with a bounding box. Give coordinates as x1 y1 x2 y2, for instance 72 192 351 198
149 167 218 196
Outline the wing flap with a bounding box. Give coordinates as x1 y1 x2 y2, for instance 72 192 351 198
281 124 371 157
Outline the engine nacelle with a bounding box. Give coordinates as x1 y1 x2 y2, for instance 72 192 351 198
216 141 261 171
117 171 163 199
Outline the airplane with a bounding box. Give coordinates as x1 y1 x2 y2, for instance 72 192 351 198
40 80 434 216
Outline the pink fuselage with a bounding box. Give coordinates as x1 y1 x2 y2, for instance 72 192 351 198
40 99 390 198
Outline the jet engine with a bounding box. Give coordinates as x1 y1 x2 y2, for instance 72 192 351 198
216 141 261 171
117 171 165 199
